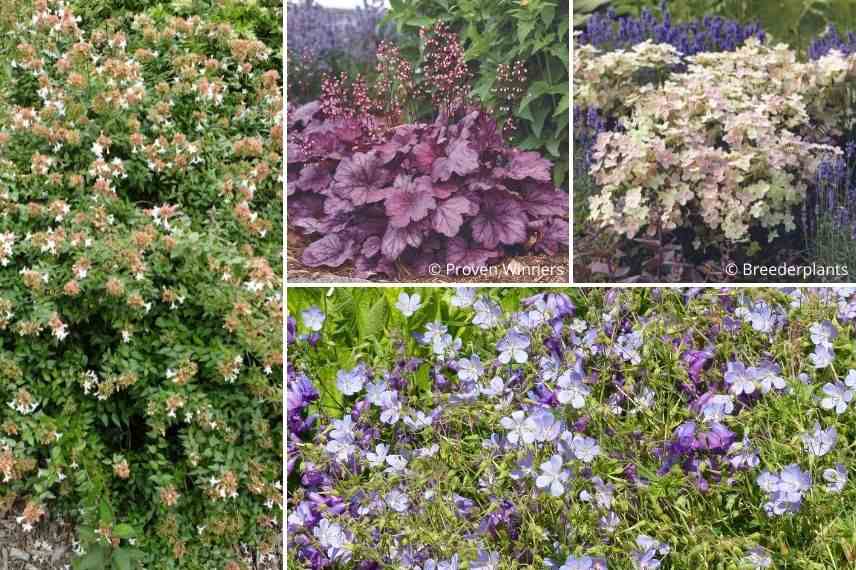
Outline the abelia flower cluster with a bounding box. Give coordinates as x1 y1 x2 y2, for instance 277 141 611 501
287 103 568 276
287 287 856 568
577 38 856 244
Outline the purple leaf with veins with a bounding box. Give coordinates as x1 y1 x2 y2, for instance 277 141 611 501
470 194 528 249
432 196 475 237
296 163 333 194
382 224 424 259
385 175 437 228
447 237 498 267
495 150 553 183
522 186 568 217
302 234 355 267
332 151 390 205
411 142 438 174
362 236 381 258
432 139 480 182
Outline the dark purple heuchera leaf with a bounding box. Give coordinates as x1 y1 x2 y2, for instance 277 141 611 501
447 237 499 267
376 125 421 163
332 151 391 205
532 218 569 255
287 142 308 164
431 181 458 199
288 193 325 220
322 194 354 216
382 224 424 259
468 110 504 153
431 196 475 237
296 163 334 194
384 175 437 228
495 150 553 183
411 141 438 174
288 101 321 128
522 185 568 217
432 138 480 182
362 235 381 258
331 118 368 145
302 234 355 267
470 194 528 249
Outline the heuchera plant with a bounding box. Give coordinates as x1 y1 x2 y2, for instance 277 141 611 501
287 103 568 277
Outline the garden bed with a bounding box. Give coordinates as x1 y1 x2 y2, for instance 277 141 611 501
573 0 856 283
286 0 570 283
287 286 856 568
287 230 569 283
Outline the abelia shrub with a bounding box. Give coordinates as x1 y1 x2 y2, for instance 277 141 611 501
0 1 282 567
287 103 568 277
575 38 856 245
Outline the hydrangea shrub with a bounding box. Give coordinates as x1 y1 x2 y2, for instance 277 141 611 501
575 37 856 246
0 1 282 566
287 286 856 568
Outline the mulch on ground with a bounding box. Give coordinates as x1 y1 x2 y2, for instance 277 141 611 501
286 228 570 284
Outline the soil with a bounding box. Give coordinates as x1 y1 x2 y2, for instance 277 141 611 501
0 516 281 570
0 517 74 570
286 228 570 283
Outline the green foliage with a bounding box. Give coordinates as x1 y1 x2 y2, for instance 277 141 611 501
0 0 282 566
810 217 856 282
573 0 611 26
386 0 570 188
